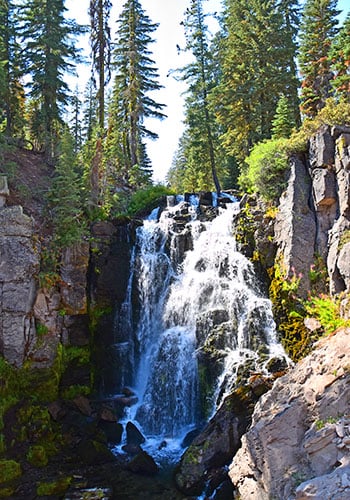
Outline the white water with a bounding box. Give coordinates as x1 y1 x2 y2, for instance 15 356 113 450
115 198 286 454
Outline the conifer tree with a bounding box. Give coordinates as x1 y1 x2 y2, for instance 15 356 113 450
50 129 86 248
0 0 25 136
18 0 84 161
107 0 166 189
330 13 350 101
179 0 221 194
271 95 296 138
213 0 300 164
298 0 340 117
89 0 112 128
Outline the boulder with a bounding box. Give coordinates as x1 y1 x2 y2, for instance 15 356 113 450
174 386 261 496
125 421 145 447
126 450 159 475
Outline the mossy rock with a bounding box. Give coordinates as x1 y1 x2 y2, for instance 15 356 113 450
77 439 116 465
36 476 72 496
0 459 21 484
26 445 48 467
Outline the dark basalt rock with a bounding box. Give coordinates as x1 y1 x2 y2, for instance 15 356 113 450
126 421 146 447
126 450 159 476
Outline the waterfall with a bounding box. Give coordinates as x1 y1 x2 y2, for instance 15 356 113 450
114 196 286 448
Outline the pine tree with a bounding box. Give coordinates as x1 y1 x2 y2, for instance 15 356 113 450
0 0 25 136
277 0 301 126
50 129 86 248
18 0 85 161
89 0 112 128
107 0 166 189
298 0 340 117
330 13 350 101
179 0 221 194
213 0 300 164
271 95 296 138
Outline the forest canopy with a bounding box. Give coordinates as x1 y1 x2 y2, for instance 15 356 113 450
0 0 349 237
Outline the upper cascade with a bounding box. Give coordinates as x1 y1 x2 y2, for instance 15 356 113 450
111 193 288 445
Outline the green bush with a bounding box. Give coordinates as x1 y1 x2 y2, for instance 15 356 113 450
239 138 289 202
127 184 175 215
304 293 350 336
287 98 350 153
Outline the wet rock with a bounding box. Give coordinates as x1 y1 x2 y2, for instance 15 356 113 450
126 421 145 447
98 421 123 445
73 395 92 417
77 439 116 465
174 387 255 496
126 450 159 475
48 400 67 421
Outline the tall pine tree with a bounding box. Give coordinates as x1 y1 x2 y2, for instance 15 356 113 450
0 0 25 136
179 0 221 194
18 0 84 161
298 0 340 117
212 0 300 164
330 13 350 101
89 0 112 129
106 0 166 189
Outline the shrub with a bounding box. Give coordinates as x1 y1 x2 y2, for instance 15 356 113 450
304 293 350 336
127 184 175 215
239 138 289 202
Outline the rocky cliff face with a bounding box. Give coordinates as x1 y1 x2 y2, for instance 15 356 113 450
275 125 350 299
229 328 350 500
0 180 90 368
0 205 39 366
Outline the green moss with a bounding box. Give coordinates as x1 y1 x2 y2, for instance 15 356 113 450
60 384 91 400
26 445 48 467
62 346 90 367
0 486 15 497
339 229 350 250
0 460 21 484
268 261 313 361
36 476 72 496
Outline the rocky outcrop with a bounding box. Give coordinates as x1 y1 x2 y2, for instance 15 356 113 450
229 328 350 499
0 179 90 368
0 204 39 366
274 154 316 295
275 126 350 297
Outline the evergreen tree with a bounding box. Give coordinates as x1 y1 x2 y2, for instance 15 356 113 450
271 94 296 138
18 0 85 161
179 0 221 194
330 13 350 101
50 129 86 247
213 0 300 164
107 0 166 189
277 0 301 126
0 0 25 136
298 0 340 117
89 0 112 128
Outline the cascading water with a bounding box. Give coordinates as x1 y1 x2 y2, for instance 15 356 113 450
113 195 287 458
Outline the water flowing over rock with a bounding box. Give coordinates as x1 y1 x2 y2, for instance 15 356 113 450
229 328 350 500
107 196 287 476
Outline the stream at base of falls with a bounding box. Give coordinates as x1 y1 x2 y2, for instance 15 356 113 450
105 193 288 490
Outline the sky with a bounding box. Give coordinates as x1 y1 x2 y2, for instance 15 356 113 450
66 0 349 184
